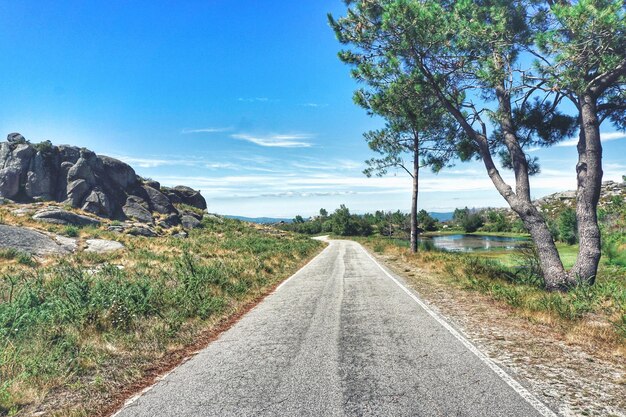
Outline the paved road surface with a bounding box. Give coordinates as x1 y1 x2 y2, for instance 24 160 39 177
115 239 555 417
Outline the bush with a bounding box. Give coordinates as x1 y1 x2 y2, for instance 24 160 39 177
558 207 577 244
461 213 484 233
63 225 80 237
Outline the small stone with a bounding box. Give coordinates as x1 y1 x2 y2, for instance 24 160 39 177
85 239 124 253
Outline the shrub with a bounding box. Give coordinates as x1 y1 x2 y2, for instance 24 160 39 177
461 213 484 233
558 207 577 244
64 225 80 237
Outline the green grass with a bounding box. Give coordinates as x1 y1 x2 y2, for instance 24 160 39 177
0 217 322 416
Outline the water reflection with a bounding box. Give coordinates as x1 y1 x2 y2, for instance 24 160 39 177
419 234 529 252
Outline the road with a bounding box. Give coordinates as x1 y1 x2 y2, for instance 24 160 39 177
115 239 556 417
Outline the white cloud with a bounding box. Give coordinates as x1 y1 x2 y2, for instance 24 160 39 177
113 156 201 168
556 131 626 147
181 127 232 134
231 133 313 148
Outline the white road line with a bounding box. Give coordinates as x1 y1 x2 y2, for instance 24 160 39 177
359 245 559 417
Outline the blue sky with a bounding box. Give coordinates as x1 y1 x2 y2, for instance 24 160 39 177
1 1 625 218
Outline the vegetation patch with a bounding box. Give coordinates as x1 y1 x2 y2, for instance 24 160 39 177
0 217 322 416
356 236 626 351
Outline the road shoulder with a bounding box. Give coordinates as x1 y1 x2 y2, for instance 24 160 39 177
365 247 626 417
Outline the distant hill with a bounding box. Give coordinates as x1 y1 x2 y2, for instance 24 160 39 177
225 215 293 224
430 212 454 222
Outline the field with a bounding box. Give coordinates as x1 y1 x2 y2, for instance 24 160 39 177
0 214 322 416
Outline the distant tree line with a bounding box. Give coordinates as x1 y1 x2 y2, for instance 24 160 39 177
279 205 441 238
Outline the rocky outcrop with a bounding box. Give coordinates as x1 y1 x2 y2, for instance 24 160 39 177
0 133 207 227
32 209 101 227
0 224 72 256
535 180 625 209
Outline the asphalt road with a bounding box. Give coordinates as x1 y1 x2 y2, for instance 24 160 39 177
115 239 556 417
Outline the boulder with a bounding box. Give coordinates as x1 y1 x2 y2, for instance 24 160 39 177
181 214 202 229
82 190 112 217
7 132 26 144
65 179 90 207
85 239 125 253
58 146 81 164
100 156 137 190
169 185 207 210
7 144 36 172
25 152 57 200
32 209 101 227
163 190 182 205
67 149 100 186
143 185 177 214
144 179 160 190
54 235 78 252
0 224 70 256
128 226 157 237
0 167 20 198
158 213 180 228
122 197 153 223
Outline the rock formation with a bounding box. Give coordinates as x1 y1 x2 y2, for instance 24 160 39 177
0 133 207 227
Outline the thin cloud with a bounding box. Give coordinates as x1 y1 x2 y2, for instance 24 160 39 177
231 133 313 148
181 127 232 134
237 97 270 103
114 156 201 168
556 131 626 147
300 102 328 108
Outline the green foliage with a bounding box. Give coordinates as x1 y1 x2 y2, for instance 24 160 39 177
461 213 484 233
482 210 511 233
63 225 80 237
417 209 438 231
0 248 19 260
558 207 578 245
33 140 54 155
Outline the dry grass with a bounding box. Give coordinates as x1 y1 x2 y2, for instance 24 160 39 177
0 207 323 416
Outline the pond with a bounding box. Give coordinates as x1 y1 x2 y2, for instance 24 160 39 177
420 234 530 252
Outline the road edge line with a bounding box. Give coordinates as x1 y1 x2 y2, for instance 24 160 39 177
359 245 559 417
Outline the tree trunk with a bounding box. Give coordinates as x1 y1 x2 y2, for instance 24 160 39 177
410 133 419 253
570 94 603 284
514 203 571 290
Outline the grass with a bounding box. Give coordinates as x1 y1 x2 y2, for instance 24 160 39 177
356 235 626 351
0 215 322 416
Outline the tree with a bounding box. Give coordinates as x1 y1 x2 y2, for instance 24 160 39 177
417 209 438 231
330 0 623 290
462 213 484 233
293 215 305 224
528 0 626 283
319 208 328 218
355 74 463 253
453 207 470 224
